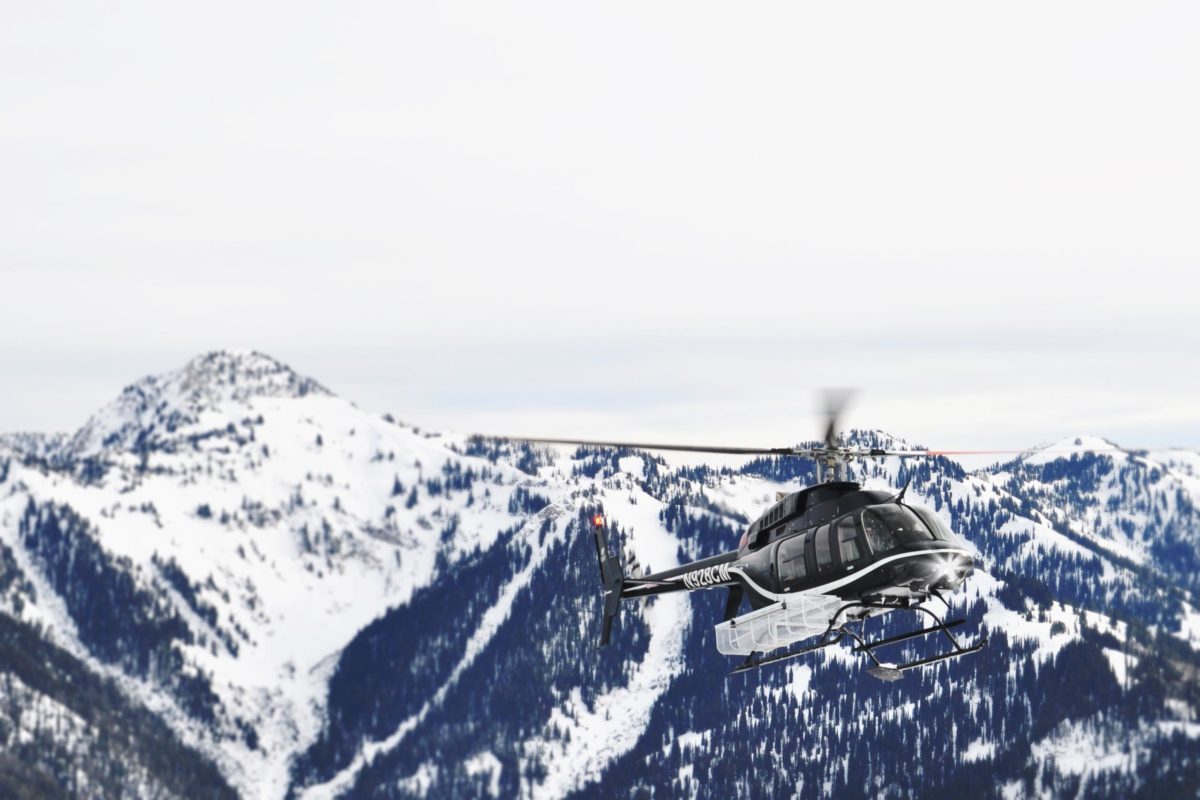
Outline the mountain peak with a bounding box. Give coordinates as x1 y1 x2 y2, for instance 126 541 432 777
63 350 331 459
1019 435 1124 466
174 350 329 404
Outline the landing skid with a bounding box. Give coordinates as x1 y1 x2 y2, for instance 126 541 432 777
729 599 987 679
729 634 845 675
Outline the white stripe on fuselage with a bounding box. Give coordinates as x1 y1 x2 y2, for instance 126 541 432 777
728 547 973 603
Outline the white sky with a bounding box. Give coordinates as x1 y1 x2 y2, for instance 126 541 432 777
2 1 1198 453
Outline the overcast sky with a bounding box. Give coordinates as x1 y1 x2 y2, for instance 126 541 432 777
2 1 1197 454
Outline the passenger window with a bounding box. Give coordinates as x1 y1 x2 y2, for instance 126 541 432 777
837 516 862 563
861 511 898 554
776 534 808 585
814 524 833 571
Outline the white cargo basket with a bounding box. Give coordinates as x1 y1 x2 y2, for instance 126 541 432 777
714 594 843 656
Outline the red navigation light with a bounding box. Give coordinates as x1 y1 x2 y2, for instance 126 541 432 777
592 514 605 527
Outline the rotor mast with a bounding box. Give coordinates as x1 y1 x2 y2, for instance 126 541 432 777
816 388 854 482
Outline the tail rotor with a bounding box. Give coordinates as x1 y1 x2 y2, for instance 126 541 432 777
591 513 624 646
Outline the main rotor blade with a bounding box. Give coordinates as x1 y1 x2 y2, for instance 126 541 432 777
874 449 1029 457
471 434 804 457
860 447 1175 458
471 437 1190 462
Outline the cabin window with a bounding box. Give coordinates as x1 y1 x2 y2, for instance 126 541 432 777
814 524 834 571
836 516 863 563
777 534 809 585
750 524 771 550
861 510 899 554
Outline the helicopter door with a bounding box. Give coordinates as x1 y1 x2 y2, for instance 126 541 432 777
813 524 834 573
861 510 900 555
835 515 866 566
776 533 810 588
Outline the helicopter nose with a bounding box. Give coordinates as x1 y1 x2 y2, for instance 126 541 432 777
926 553 973 590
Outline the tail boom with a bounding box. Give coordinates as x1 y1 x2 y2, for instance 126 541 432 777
591 513 740 644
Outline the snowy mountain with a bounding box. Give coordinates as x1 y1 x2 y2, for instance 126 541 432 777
1 352 1197 799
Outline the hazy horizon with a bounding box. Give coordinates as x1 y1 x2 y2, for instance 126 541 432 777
3 2 1197 452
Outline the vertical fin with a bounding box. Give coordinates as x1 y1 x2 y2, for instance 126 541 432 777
592 513 624 647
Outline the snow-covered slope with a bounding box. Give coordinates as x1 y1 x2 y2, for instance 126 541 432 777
1 352 563 797
1 353 1197 799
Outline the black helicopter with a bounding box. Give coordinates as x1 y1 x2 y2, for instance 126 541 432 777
483 395 1008 680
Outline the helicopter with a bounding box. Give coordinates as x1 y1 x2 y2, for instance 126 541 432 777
481 394 1021 680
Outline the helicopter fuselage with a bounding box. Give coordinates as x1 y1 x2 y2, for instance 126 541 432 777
620 481 976 610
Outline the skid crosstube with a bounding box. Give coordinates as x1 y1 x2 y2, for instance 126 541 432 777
729 599 987 678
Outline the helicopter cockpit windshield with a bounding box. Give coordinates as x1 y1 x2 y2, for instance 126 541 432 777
909 505 961 543
862 504 964 548
863 506 930 547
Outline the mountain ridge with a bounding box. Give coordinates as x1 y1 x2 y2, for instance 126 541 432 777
1 352 1197 799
